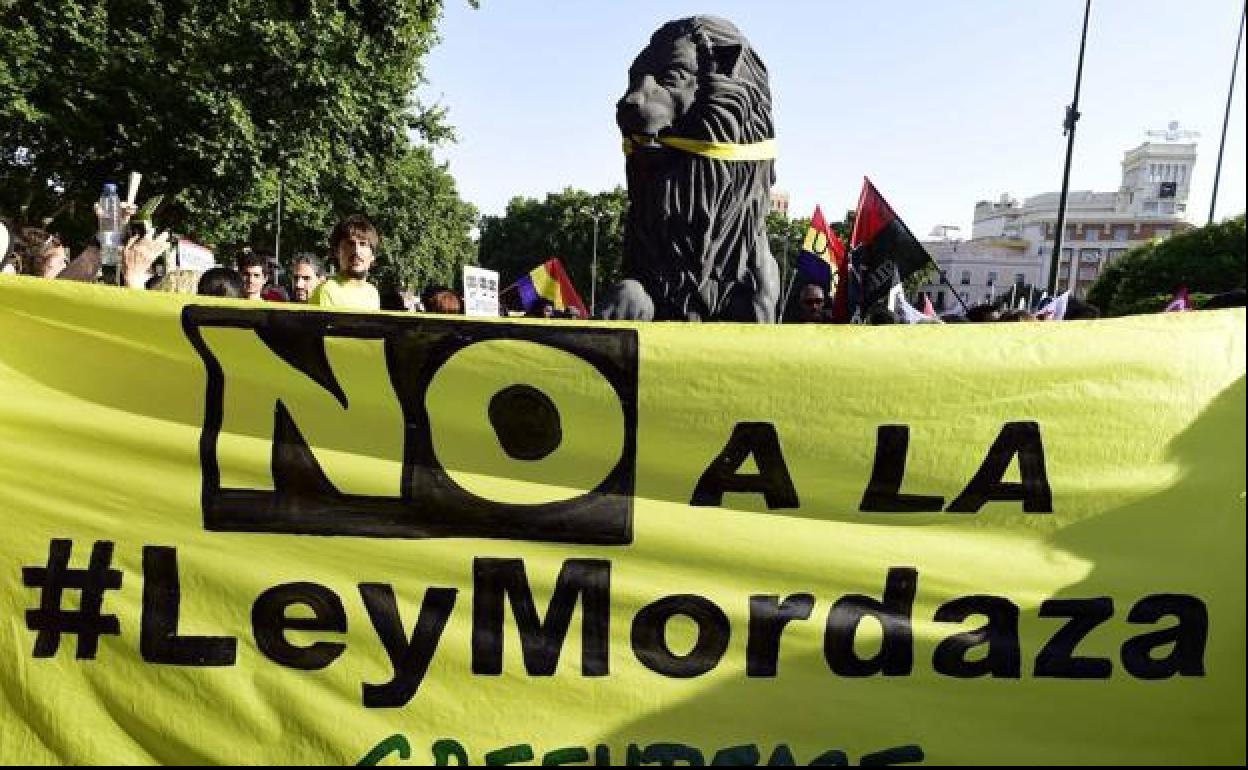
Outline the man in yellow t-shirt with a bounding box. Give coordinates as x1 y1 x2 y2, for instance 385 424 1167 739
310 214 382 310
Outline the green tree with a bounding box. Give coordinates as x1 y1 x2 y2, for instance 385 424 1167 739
903 262 937 298
766 210 807 298
477 187 626 311
363 146 478 291
832 209 854 245
1085 255 1129 313
1086 215 1245 316
0 0 478 285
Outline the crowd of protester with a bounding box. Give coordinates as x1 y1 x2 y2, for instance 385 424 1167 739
790 278 1242 325
0 206 596 320
0 210 477 316
3 207 1242 322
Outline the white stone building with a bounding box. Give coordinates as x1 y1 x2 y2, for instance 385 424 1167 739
769 189 791 217
920 129 1196 312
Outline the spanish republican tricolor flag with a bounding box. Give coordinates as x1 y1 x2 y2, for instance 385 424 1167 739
515 258 588 317
795 205 849 320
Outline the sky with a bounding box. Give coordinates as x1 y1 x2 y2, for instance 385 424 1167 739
420 0 1246 238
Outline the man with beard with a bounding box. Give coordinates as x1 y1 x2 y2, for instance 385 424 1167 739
311 215 381 310
290 254 325 303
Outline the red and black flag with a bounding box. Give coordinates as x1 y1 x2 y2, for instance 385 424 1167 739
849 178 933 313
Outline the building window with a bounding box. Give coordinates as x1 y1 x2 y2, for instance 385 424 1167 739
1079 248 1101 262
1062 248 1073 260
960 270 971 285
936 291 946 311
959 291 969 304
1085 228 1100 242
1113 226 1131 241
1143 201 1158 213
1156 228 1172 240
1015 272 1026 285
1160 201 1175 215
986 271 998 286
1107 249 1128 261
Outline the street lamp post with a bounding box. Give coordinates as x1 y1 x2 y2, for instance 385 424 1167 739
1210 1 1246 225
1048 0 1093 296
583 208 603 316
274 173 284 265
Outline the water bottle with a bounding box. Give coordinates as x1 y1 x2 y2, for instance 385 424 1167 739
97 183 122 269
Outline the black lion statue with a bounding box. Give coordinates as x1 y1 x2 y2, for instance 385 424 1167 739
601 16 780 322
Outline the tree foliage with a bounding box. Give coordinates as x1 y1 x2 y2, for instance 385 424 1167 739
0 0 478 287
364 146 477 290
766 210 806 295
1087 215 1245 316
477 187 626 310
1110 291 1215 317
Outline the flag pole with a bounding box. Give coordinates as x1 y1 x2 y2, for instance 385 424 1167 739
1210 0 1246 225
1047 0 1093 296
937 269 971 315
274 174 283 265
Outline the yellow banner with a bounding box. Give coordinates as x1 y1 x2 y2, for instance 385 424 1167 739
1 276 1243 765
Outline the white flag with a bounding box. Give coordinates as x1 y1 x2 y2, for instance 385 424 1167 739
896 294 930 324
1037 290 1071 321
887 282 906 315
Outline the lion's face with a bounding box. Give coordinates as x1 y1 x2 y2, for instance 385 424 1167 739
615 32 701 141
616 17 770 149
